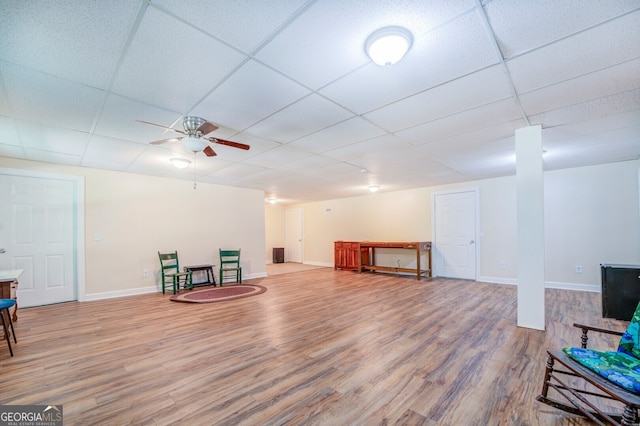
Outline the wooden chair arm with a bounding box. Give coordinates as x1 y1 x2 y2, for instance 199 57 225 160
573 323 624 348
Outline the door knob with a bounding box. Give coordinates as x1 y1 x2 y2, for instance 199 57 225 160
469 240 475 245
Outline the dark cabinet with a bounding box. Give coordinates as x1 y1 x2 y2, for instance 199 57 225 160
601 264 640 320
273 247 284 264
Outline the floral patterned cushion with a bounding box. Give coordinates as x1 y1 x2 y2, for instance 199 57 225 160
563 347 640 394
563 301 640 394
617 301 640 358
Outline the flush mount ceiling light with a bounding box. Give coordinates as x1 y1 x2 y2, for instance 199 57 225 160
268 198 277 205
365 26 413 67
368 185 380 193
169 157 191 169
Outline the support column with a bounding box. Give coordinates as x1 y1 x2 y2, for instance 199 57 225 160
516 125 545 330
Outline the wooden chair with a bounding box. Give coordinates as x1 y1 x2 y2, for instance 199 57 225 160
537 302 640 425
158 251 192 294
0 299 17 356
219 249 242 285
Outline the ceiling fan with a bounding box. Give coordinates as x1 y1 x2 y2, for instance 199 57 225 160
137 116 250 157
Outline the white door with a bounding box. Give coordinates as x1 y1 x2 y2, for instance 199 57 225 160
0 174 77 307
285 208 303 263
433 190 477 279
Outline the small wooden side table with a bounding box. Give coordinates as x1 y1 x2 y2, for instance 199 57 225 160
184 264 216 287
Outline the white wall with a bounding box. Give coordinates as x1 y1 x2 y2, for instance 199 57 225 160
287 160 640 291
264 203 286 263
0 157 267 299
544 161 640 290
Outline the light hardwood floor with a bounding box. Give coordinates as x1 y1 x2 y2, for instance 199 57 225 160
0 268 627 425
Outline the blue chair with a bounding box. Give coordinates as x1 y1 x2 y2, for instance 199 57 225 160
0 299 17 356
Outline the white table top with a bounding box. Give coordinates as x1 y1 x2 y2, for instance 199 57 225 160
0 269 24 282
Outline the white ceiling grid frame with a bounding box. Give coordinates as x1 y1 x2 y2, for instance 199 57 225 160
0 0 637 204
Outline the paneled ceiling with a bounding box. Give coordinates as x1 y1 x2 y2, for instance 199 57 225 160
1 0 639 204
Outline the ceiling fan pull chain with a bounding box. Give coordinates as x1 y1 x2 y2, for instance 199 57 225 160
193 153 197 190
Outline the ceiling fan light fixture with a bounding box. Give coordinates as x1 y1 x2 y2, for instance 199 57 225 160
182 136 208 153
365 26 413 67
169 157 191 169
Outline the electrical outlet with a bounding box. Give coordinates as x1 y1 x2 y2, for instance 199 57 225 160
499 262 506 269
575 265 583 273
143 269 149 278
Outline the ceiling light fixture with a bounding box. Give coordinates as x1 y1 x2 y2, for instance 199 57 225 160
365 26 413 67
368 185 380 193
169 157 191 169
268 198 277 205
181 136 208 153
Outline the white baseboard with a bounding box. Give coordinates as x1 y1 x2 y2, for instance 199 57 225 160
477 275 518 286
304 261 333 268
545 281 601 293
84 285 159 301
477 276 600 293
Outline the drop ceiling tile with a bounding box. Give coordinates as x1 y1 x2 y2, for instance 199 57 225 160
320 9 497 114
191 60 310 132
322 134 411 162
550 108 640 135
111 7 247 112
256 0 472 90
23 149 82 166
1 63 105 132
16 121 90 155
364 65 514 132
507 11 640 93
484 0 640 58
422 132 517 178
0 143 25 160
294 162 363 179
242 144 312 168
543 128 640 170
0 0 141 88
519 58 640 115
239 168 293 185
418 123 518 161
0 115 19 146
244 94 353 143
274 154 341 174
82 135 147 170
395 99 524 146
438 147 516 178
95 94 182 144
151 0 307 53
288 117 386 154
210 163 268 180
0 74 10 116
530 88 640 128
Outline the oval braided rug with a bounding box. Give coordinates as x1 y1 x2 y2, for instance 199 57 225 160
169 284 267 303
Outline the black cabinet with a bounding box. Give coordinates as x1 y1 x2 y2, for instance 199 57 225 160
601 264 640 320
273 247 284 264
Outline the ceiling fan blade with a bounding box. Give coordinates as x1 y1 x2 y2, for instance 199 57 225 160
149 137 182 145
197 121 218 136
203 146 217 157
136 120 186 135
209 137 251 151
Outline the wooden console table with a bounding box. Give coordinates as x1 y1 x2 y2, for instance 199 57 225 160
0 269 22 322
334 241 431 280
